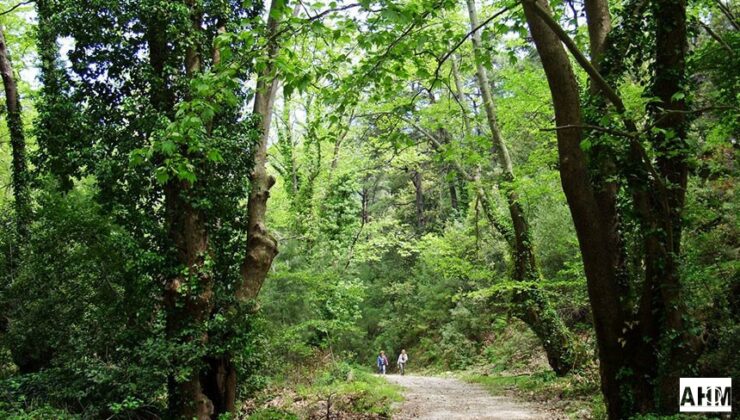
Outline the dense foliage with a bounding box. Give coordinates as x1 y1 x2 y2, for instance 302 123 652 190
0 0 736 418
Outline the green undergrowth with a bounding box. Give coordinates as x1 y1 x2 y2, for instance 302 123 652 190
247 361 402 419
0 405 78 420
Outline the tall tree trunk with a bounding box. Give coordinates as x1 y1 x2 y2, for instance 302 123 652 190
582 0 623 266
236 0 281 303
164 181 214 419
466 0 576 375
1 20 29 361
0 29 30 241
161 2 216 417
581 0 659 414
581 0 695 413
642 0 694 410
0 25 40 374
199 15 248 418
213 0 284 415
411 169 425 230
35 0 77 191
522 0 628 414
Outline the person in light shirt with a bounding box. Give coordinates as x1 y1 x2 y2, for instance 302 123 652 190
397 349 408 375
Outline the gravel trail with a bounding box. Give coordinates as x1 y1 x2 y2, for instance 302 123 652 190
383 375 551 420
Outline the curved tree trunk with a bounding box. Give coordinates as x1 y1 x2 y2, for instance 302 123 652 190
465 0 577 376
522 1 627 414
209 0 285 416
236 9 280 303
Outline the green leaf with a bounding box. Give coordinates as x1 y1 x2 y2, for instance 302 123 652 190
155 167 170 184
671 91 685 102
160 140 177 155
207 149 224 163
580 139 592 151
129 149 146 166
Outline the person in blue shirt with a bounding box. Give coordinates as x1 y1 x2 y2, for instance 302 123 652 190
376 351 388 374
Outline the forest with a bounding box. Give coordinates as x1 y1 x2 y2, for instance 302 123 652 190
0 0 737 418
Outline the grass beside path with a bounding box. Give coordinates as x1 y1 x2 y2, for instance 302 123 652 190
247 363 403 419
461 369 606 419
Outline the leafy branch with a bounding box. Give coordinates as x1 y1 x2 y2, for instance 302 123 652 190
433 1 521 81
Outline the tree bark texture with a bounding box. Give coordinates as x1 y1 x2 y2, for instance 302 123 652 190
522 1 630 415
236 0 285 303
204 1 293 415
164 179 214 419
0 23 41 375
640 0 694 411
584 0 611 93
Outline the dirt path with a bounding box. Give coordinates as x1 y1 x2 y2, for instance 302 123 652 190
383 375 550 420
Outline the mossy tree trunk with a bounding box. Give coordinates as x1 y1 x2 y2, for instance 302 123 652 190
466 0 577 376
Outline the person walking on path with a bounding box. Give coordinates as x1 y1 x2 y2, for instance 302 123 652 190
377 351 388 374
397 349 408 375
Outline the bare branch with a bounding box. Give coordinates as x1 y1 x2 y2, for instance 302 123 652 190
0 0 33 17
714 0 740 30
698 20 735 54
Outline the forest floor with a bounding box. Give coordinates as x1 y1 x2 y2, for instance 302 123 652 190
383 374 557 419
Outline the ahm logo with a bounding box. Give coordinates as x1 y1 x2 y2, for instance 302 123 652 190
679 377 732 412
